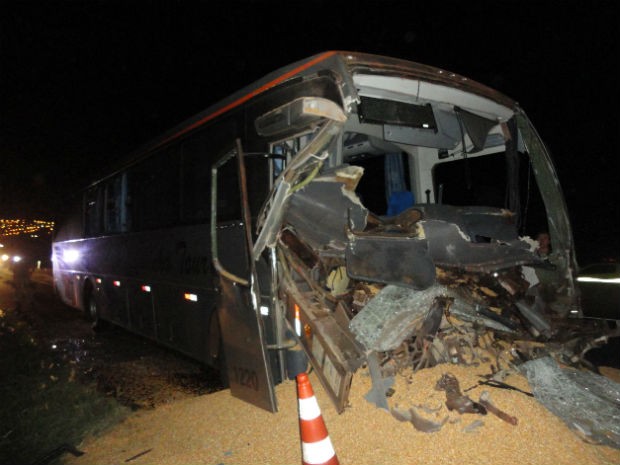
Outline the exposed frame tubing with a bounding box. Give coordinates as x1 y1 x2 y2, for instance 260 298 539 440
236 138 255 267
269 247 287 381
279 242 339 305
210 148 250 287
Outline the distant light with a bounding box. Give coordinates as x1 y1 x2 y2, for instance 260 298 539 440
141 285 151 293
184 293 198 302
422 123 430 128
113 280 121 287
51 344 57 350
0 243 4 248
63 249 80 263
96 278 102 284
578 276 620 284
260 305 269 316
1 254 8 262
12 255 22 263
570 309 579 314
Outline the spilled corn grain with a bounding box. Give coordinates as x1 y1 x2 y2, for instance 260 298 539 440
66 364 620 465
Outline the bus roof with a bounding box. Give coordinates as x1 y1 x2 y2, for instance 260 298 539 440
92 51 516 187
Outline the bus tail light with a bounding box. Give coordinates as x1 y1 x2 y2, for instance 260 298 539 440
184 293 198 302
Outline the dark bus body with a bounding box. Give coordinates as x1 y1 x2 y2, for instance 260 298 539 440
53 51 591 413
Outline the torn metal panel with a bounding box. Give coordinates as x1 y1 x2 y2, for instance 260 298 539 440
448 299 517 333
515 299 552 338
253 118 345 261
365 351 394 410
422 219 545 273
418 204 520 243
345 232 436 290
283 167 368 251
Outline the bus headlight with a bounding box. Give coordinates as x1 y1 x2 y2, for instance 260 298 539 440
63 249 80 263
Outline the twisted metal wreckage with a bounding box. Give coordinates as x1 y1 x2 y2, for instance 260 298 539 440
267 160 620 446
233 54 620 446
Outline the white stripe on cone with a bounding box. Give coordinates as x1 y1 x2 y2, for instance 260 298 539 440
301 436 337 465
298 396 321 421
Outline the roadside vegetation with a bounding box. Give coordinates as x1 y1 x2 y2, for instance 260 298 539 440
0 303 129 465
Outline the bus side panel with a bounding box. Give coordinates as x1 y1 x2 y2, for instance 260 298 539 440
98 275 130 327
154 282 213 363
54 223 219 362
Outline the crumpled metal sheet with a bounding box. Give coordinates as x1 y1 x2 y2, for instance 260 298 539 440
521 357 620 449
345 232 436 290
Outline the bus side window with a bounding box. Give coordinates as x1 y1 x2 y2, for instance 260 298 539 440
182 134 211 223
103 174 131 233
216 150 242 222
104 176 120 233
129 148 181 231
84 186 103 236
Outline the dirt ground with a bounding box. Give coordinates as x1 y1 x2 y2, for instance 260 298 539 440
0 268 222 409
0 267 225 464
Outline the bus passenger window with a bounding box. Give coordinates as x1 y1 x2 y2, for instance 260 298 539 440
129 148 180 231
216 154 241 222
104 176 121 233
182 135 211 223
102 173 130 233
84 187 103 236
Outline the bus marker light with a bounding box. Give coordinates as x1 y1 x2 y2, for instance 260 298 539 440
184 293 198 302
141 285 152 293
294 304 302 336
113 280 121 287
260 305 269 316
96 278 102 284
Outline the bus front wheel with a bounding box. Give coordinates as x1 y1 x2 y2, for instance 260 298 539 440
84 284 105 331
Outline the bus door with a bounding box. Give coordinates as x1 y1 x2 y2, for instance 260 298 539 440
210 140 277 412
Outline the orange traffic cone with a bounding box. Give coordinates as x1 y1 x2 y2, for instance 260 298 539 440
296 373 340 465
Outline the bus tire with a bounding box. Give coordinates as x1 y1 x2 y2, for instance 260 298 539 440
84 283 105 331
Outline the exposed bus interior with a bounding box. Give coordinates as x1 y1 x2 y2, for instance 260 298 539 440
263 77 612 414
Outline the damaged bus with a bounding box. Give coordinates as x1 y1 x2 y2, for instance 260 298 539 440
53 51 608 413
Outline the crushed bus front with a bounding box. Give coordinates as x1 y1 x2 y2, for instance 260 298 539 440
246 53 611 413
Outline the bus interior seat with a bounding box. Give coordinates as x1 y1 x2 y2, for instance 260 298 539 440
386 190 414 216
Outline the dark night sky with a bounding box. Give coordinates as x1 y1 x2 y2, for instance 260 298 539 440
1 1 618 263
